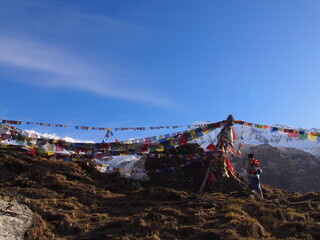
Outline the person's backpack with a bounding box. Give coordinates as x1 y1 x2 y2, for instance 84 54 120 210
250 159 259 167
248 159 261 174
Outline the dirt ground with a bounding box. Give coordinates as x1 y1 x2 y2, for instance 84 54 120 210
0 146 320 240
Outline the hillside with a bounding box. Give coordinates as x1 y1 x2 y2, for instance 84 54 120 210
95 144 320 194
1 146 320 240
232 144 320 194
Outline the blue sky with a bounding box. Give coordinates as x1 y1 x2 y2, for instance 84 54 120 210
0 0 319 142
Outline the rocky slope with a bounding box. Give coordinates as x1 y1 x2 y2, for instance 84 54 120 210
232 144 320 194
0 146 320 240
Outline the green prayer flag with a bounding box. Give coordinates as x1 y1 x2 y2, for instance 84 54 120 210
38 147 46 157
298 133 308 140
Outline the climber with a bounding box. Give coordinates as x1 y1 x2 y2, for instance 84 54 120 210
244 153 263 199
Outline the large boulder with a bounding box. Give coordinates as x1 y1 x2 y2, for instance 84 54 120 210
0 199 33 240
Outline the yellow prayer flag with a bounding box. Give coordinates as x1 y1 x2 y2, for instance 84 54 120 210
308 133 317 142
47 151 55 156
203 129 210 134
155 145 164 152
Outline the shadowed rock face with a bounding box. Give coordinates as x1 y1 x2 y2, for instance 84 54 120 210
0 199 33 240
232 144 320 194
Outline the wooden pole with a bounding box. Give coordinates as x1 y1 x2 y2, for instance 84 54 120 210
199 167 210 193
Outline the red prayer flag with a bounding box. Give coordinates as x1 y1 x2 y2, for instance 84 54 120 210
288 133 298 138
206 143 214 150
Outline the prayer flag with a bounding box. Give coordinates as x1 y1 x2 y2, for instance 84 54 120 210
235 120 244 125
308 133 317 142
47 151 55 156
288 133 298 138
155 145 164 152
206 143 214 150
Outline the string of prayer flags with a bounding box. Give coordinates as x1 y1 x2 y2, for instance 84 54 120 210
2 117 319 160
1 118 212 132
94 155 205 175
235 125 246 157
27 122 67 127
75 126 112 131
234 120 320 142
2 120 22 125
0 120 222 158
115 127 146 131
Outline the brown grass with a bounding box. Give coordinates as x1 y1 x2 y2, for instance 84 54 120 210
0 146 319 240
24 214 56 240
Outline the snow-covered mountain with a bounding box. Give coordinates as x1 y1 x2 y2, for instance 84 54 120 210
193 121 320 157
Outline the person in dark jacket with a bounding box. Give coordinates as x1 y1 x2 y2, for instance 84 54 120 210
244 153 263 199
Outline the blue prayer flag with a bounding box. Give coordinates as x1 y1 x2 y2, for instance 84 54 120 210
270 127 278 133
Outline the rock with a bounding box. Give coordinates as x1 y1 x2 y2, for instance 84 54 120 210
0 199 33 240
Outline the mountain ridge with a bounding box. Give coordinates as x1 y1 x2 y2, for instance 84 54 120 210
192 121 320 157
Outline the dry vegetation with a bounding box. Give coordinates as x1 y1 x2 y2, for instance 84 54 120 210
0 146 320 240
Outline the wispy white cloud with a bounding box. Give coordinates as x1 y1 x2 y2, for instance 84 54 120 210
0 38 94 76
0 0 178 108
0 37 174 107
